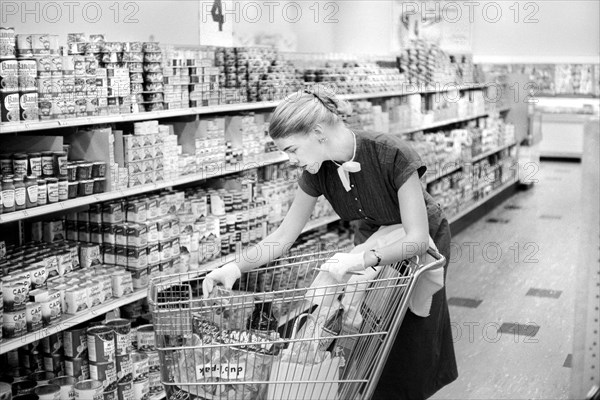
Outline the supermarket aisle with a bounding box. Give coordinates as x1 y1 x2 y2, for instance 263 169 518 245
431 160 588 400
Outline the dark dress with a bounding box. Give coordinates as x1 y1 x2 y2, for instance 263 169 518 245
298 130 458 399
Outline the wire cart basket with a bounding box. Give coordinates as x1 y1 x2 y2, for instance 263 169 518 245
148 247 445 400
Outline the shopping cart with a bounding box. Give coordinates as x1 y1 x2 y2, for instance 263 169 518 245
148 247 445 400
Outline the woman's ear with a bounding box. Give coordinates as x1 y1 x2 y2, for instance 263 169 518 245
312 124 327 143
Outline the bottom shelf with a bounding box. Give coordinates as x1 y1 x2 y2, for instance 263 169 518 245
150 391 166 400
448 178 518 224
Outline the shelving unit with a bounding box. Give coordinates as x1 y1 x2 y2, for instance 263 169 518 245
0 84 486 135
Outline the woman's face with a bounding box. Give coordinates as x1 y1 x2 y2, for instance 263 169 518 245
274 131 325 174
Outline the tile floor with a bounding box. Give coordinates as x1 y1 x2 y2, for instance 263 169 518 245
430 160 589 400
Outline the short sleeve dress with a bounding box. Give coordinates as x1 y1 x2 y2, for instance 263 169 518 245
298 130 458 399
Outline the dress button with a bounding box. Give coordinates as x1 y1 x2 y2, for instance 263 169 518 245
355 198 358 201
359 209 362 212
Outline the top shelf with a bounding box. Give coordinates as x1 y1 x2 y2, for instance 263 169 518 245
0 84 487 134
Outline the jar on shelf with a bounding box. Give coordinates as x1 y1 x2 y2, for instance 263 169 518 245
13 176 26 211
46 177 58 203
58 175 68 201
53 151 68 176
25 175 38 208
0 153 13 175
2 177 15 213
41 151 54 177
12 153 28 178
37 177 47 205
28 152 42 177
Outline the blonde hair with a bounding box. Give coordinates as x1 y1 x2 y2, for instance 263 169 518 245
269 85 353 139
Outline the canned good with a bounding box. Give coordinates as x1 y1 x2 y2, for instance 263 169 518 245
115 353 132 380
43 352 64 375
2 309 26 338
17 59 37 91
0 27 16 59
49 376 76 399
0 59 18 91
25 302 43 332
64 326 88 358
116 377 133 400
132 377 148 400
89 361 116 388
65 357 89 381
34 383 61 400
135 325 155 351
19 90 37 121
42 333 63 354
11 379 37 396
40 290 62 326
87 326 115 363
105 319 131 356
28 371 55 385
103 383 117 400
1 90 19 122
2 278 28 311
16 34 32 58
130 352 148 380
73 379 103 400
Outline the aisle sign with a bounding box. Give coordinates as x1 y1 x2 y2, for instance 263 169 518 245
199 0 234 47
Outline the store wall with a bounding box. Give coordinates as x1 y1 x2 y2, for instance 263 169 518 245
471 0 600 63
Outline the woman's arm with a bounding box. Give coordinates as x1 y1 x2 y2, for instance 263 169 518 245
235 187 318 273
363 172 430 267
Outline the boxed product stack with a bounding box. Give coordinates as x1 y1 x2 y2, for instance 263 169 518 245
94 39 132 115
141 42 164 112
239 115 272 161
123 121 177 187
161 47 190 110
196 118 226 173
185 46 218 107
398 40 456 87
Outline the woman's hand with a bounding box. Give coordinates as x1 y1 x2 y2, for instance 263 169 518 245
319 252 366 282
202 262 242 298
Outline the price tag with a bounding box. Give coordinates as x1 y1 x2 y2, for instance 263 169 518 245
22 210 29 217
58 120 69 126
59 203 65 209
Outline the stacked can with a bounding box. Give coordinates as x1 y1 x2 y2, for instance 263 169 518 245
141 42 164 112
187 46 218 108
0 28 31 122
103 41 132 115
134 324 161 396
159 46 190 110
121 41 144 114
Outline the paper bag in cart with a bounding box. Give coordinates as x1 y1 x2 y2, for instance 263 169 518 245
268 313 341 400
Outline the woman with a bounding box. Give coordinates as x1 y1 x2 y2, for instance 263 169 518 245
203 86 458 398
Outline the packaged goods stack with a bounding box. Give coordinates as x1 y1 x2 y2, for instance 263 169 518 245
0 308 162 399
141 42 164 113
160 47 190 110
196 118 227 174
0 148 107 214
398 39 463 88
186 46 219 107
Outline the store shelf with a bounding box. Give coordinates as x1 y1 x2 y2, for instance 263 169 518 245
0 213 339 354
0 85 488 135
448 177 518 224
301 214 341 233
0 152 289 224
470 141 517 163
0 101 280 134
392 112 489 136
